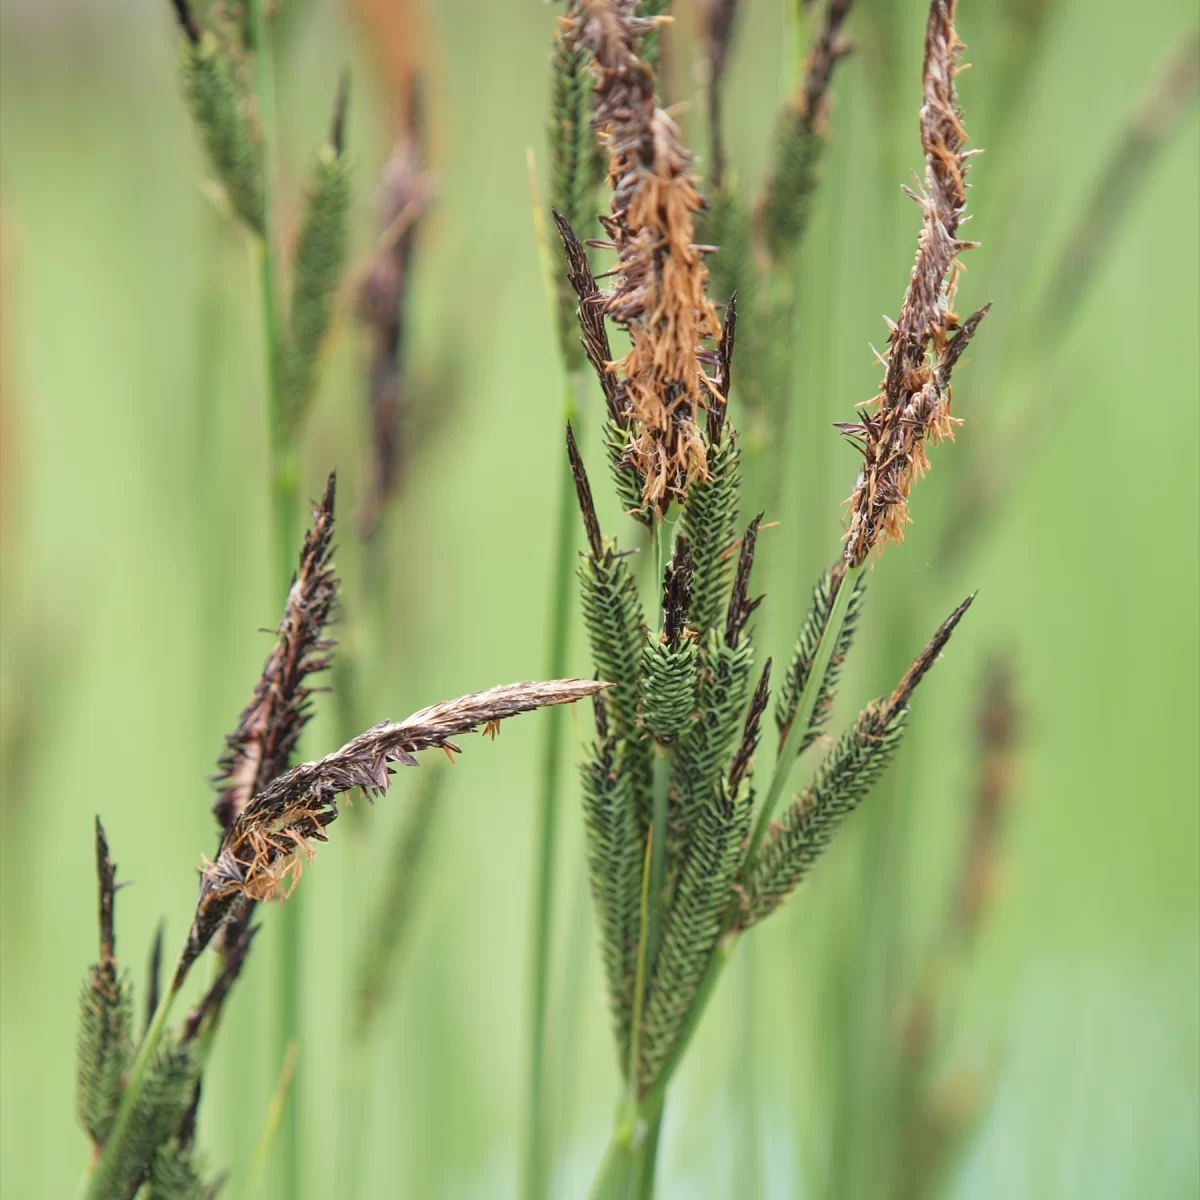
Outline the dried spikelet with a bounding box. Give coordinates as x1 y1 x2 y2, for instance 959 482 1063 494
356 77 433 538
841 0 985 567
759 0 854 261
280 74 353 437
172 0 265 235
213 473 339 833
76 819 134 1149
566 0 723 509
183 679 606 972
743 594 974 925
727 658 771 795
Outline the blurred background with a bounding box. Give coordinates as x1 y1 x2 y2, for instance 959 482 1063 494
0 1 1196 1197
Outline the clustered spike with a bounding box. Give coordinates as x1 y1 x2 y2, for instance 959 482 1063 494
564 0 723 509
841 0 986 565
560 0 983 1114
78 484 606 1193
213 475 339 833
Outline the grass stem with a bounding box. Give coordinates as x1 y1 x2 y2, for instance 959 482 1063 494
522 370 585 1200
746 561 861 864
249 3 303 1195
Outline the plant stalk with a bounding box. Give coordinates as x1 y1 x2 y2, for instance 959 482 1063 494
522 371 585 1200
746 561 861 864
249 3 302 1196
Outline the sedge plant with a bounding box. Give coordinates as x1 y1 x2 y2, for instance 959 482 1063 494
72 480 605 1200
551 1 985 1194
167 1 353 1187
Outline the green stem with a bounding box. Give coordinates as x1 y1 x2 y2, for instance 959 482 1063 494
250 2 302 1193
522 371 585 1200
631 1109 664 1199
80 976 182 1200
746 561 862 865
244 1041 299 1200
626 834 654 1092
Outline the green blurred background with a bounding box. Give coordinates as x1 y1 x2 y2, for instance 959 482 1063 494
1 1 1196 1197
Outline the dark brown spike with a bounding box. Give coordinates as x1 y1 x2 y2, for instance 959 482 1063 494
212 472 339 833
729 658 772 794
591 684 609 742
182 679 608 971
662 534 694 647
938 302 991 388
888 593 975 715
94 817 117 962
707 293 736 444
169 0 201 45
566 422 604 558
552 209 622 421
182 911 259 1043
145 920 164 1036
329 67 350 158
725 514 764 647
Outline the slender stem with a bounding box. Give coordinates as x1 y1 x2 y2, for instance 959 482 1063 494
522 371 585 1200
244 1042 299 1200
631 1109 664 1199
80 974 183 1200
746 561 861 865
248 5 302 1197
626 833 655 1092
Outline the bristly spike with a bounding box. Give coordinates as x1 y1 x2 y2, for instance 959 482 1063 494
170 0 201 45
745 591 976 925
145 920 165 1037
725 514 764 647
76 819 134 1151
887 592 975 715
729 658 771 795
843 0 981 566
566 421 604 558
329 67 350 158
183 679 608 977
776 565 868 756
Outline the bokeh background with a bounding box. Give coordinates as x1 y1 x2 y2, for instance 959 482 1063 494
1 1 1197 1197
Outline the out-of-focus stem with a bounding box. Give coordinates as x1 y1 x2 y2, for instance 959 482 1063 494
522 370 585 1200
249 3 302 1196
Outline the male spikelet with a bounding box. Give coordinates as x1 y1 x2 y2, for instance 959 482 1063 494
565 0 723 509
840 0 988 565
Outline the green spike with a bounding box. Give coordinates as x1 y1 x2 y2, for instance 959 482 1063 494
744 702 908 926
581 734 644 1072
672 630 754 833
178 35 265 235
640 637 697 745
639 779 752 1090
760 107 826 264
776 567 867 756
280 141 352 438
678 434 741 640
548 32 597 367
75 968 134 1147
